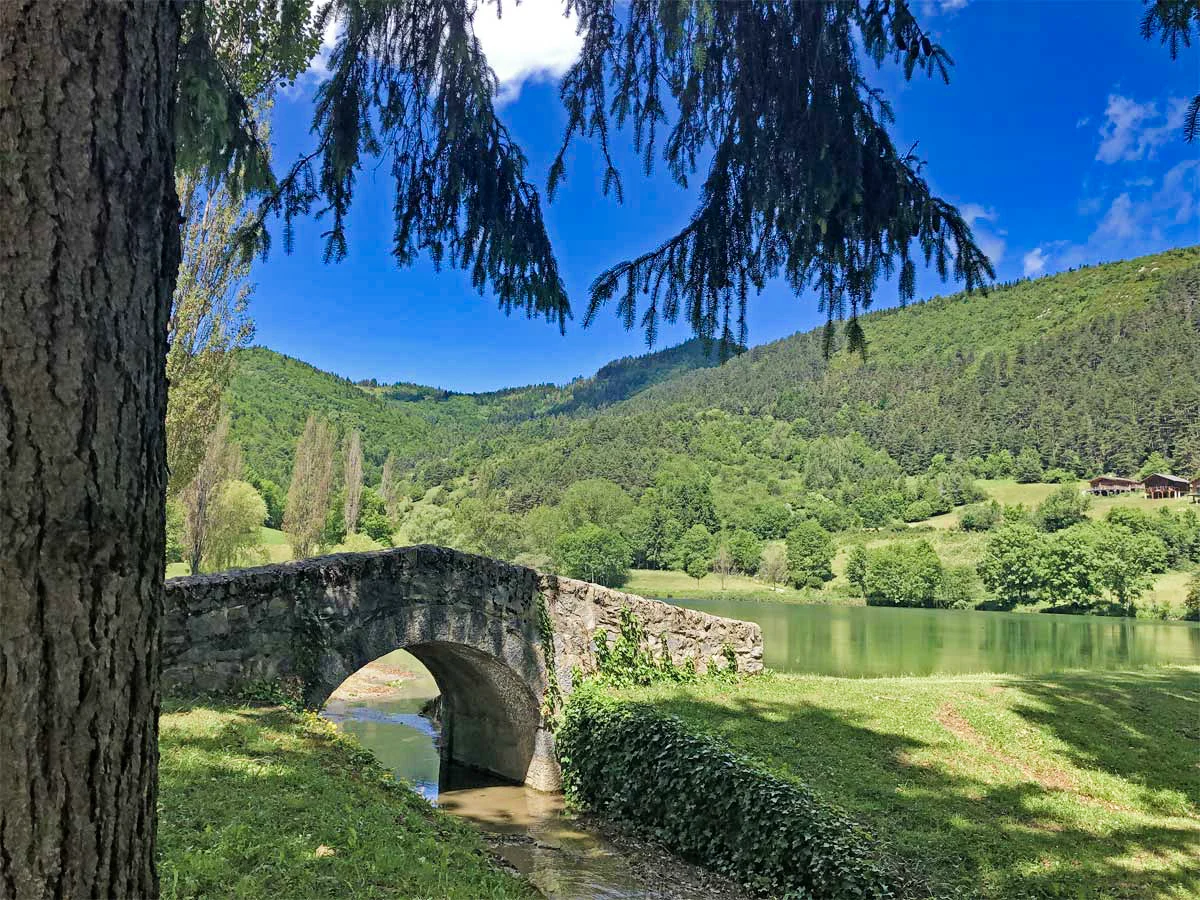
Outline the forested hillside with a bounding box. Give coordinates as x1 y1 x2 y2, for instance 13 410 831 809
234 248 1199 494
228 338 730 487
223 247 1200 602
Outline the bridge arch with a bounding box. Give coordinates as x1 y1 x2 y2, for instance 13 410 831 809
164 545 763 791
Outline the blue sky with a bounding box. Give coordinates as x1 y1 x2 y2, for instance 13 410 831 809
250 0 1198 392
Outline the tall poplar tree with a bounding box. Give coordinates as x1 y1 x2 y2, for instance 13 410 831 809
1 1 990 892
283 416 336 559
343 430 364 535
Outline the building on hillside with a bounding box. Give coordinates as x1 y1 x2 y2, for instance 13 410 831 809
1087 475 1142 496
1191 477 1200 503
1143 473 1190 499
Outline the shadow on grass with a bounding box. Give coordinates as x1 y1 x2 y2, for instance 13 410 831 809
623 671 1200 899
157 703 533 900
1007 668 1199 806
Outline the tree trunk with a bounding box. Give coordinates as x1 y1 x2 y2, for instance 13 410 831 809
0 3 179 896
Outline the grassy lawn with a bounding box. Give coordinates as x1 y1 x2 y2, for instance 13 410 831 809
616 668 1200 899
624 567 836 604
158 701 533 900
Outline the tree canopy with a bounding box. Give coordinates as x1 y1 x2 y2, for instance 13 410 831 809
179 0 993 350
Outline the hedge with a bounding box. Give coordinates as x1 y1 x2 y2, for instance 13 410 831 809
557 685 896 899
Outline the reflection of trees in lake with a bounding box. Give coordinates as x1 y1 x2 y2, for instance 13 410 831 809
679 600 1200 676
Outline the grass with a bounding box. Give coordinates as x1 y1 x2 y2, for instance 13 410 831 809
157 701 534 900
624 567 836 604
615 667 1200 899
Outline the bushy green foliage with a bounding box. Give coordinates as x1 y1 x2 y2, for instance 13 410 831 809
202 480 268 572
166 499 185 564
786 520 835 588
249 476 285 528
938 565 980 609
553 524 631 588
1138 451 1174 481
674 524 715 584
1038 529 1099 608
1013 447 1044 484
359 510 393 546
1185 572 1200 621
978 524 1044 607
862 541 944 607
979 520 1170 612
1034 485 1091 532
901 499 934 523
557 686 895 899
559 478 632 530
726 528 763 574
845 545 869 596
959 500 1002 532
591 607 698 687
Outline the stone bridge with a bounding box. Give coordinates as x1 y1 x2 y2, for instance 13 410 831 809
163 545 762 790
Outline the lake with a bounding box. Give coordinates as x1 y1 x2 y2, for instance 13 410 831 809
668 599 1200 676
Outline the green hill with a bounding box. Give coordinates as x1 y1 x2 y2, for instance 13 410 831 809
225 247 1200 587
227 337 729 487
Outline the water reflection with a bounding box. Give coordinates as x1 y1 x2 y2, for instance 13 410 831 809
667 601 1200 675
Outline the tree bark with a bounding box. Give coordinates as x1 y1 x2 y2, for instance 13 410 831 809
0 3 179 897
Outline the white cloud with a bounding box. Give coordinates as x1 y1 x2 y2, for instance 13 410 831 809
1094 193 1137 240
1022 248 1047 277
305 7 341 80
921 0 967 14
1030 161 1200 274
1096 94 1188 164
472 0 583 105
960 203 1005 265
1075 116 1090 129
303 1 582 106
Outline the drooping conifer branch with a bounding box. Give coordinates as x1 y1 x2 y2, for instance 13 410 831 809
557 0 995 351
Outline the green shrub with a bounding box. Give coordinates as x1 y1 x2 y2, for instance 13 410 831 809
1043 467 1077 484
1034 485 1091 532
901 499 934 523
959 500 1001 532
553 524 631 588
938 565 980 609
862 541 943 607
1185 572 1200 621
786 520 835 588
557 686 895 899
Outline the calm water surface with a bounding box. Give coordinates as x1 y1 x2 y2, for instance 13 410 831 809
668 599 1200 676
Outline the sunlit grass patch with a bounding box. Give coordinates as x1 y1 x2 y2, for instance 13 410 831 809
158 701 533 900
615 667 1200 899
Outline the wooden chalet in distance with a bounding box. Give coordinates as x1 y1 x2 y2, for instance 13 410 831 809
1143 473 1191 499
1087 475 1141 496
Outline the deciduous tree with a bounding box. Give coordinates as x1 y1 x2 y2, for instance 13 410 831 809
165 172 255 495
786 521 835 588
181 416 243 574
284 416 336 558
202 480 268 571
343 430 364 535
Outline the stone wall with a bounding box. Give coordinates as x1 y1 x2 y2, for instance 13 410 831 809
163 546 762 789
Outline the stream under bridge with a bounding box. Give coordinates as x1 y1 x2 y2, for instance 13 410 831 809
163 545 763 790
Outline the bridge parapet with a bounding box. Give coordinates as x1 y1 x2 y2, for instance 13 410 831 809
164 546 762 790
